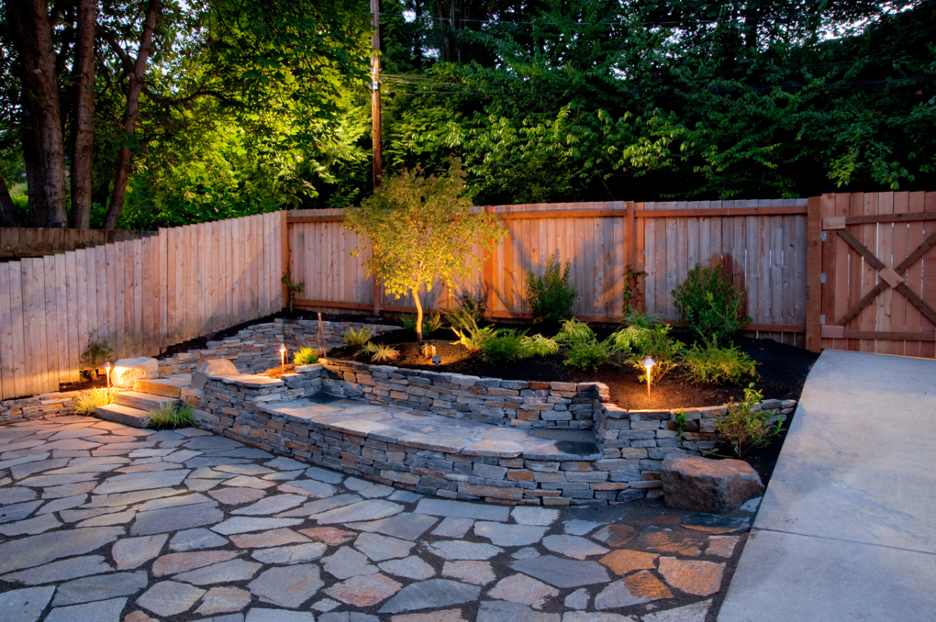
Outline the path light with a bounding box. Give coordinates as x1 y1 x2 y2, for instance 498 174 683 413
104 362 112 389
279 344 287 374
641 356 657 399
432 356 441 366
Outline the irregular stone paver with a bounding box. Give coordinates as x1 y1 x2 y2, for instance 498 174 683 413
442 560 496 585
488 573 560 609
706 535 740 558
563 613 638 622
542 535 609 560
0 526 124 574
246 608 315 621
212 517 303 535
112 534 168 570
250 542 327 565
280 493 362 518
0 512 60 536
428 540 504 560
354 532 414 561
136 580 205 616
431 516 474 538
298 526 357 546
170 527 230 551
0 585 55 622
91 470 188 495
152 550 240 576
231 494 305 516
1 555 113 585
230 527 310 549
379 579 481 614
173 558 262 585
510 556 610 589
476 600 560 622
131 502 224 536
312 499 403 525
474 521 548 547
625 570 673 599
323 546 379 579
415 498 509 521
325 573 403 607
511 507 560 526
594 579 653 609
52 570 148 606
248 564 323 608
278 480 336 498
195 586 253 616
389 609 467 622
378 556 437 580
640 599 711 622
350 512 438 540
657 557 725 596
209 487 267 505
599 549 659 576
563 520 602 536
44 597 127 622
633 531 703 557
564 588 590 610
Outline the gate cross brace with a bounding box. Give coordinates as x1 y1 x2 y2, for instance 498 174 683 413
832 229 936 328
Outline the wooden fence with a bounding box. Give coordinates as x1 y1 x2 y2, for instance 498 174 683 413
0 228 154 258
0 212 284 400
288 200 811 346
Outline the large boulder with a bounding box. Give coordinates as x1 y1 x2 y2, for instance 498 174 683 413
191 359 239 389
110 357 158 388
661 454 764 513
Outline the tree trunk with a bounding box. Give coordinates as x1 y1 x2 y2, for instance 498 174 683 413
69 0 96 229
21 112 50 226
0 170 22 227
8 0 69 228
413 288 424 344
102 0 161 230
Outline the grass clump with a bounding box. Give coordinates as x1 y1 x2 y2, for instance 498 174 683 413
563 340 610 370
681 341 758 385
148 403 196 430
520 334 559 358
446 297 496 351
481 329 528 366
72 387 119 416
525 251 576 324
400 313 443 338
360 342 400 363
607 312 683 382
672 263 751 343
293 347 319 366
342 326 375 348
554 319 596 347
714 384 782 456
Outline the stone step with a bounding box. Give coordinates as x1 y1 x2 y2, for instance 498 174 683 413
115 391 179 412
133 378 188 398
96 403 151 428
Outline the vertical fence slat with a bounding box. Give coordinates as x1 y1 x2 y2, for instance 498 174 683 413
0 263 13 400
52 253 68 384
921 192 936 358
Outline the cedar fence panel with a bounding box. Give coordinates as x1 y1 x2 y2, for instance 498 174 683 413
0 212 283 401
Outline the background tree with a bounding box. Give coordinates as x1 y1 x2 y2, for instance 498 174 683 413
344 159 507 343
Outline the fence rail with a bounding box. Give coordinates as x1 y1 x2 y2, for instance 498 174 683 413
0 212 284 400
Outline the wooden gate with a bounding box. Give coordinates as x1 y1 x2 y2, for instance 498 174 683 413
805 192 936 358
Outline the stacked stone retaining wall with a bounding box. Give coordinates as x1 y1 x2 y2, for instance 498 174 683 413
0 390 82 424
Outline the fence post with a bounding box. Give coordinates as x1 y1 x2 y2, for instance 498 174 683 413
483 206 495 320
280 210 289 312
805 196 823 352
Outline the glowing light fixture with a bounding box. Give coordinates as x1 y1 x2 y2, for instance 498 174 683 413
641 356 657 399
104 362 112 389
432 356 441 366
279 344 287 373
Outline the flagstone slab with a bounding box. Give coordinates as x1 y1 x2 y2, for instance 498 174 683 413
511 507 560 526
0 526 124 574
10 458 68 480
354 532 414 561
322 547 379 579
248 564 324 608
563 519 603 536
379 579 481 614
195 586 253 616
313 499 403 525
231 494 305 516
0 500 43 524
216 463 275 476
304 466 345 484
209 487 268 506
325 573 403 608
564 588 590 610
0 585 55 622
431 517 474 538
427 541 504 561
509 556 610 589
2 555 113 585
265 457 309 471
170 528 230 552
542 535 609 560
640 599 710 622
349 512 438 541
174 559 263 585
0 454 50 471
212 517 304 536
474 522 548 547
591 524 638 547
442 560 496 585
278 480 337 498
250 542 327 565
132 502 224 536
657 557 724 596
476 600 561 622
298 526 357 546
388 609 467 622
278 493 362 518
44 597 127 622
246 608 315 622
53 570 148 606
563 613 638 622
18 472 99 488
84 487 184 508
706 535 740 558
152 550 240 576
77 509 136 528
137 492 213 512
0 487 38 505
378 556 437 580
113 534 168 570
136 581 206 616
489 573 560 609
92 469 189 495
415 498 509 522
594 577 655 610
229 527 310 549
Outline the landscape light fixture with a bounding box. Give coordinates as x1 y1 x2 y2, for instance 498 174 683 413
432 356 441 366
641 356 657 399
104 362 112 389
279 344 287 374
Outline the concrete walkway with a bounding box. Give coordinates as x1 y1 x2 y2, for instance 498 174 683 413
717 350 936 622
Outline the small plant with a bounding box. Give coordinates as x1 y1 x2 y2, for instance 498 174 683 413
680 340 758 385
714 384 783 456
400 313 443 338
672 263 751 343
79 336 114 381
342 326 375 348
607 315 683 382
622 264 647 315
148 402 196 430
481 329 529 366
281 269 305 313
293 347 319 366
520 334 559 358
72 387 119 416
554 319 596 347
446 297 495 351
524 251 576 324
564 340 610 371
360 342 400 363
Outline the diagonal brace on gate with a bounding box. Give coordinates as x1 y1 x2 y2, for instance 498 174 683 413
832 229 936 328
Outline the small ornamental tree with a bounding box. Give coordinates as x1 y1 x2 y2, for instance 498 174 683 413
344 160 507 343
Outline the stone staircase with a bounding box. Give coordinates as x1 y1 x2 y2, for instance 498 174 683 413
95 375 191 428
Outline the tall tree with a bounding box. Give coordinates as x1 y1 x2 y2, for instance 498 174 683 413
69 0 96 228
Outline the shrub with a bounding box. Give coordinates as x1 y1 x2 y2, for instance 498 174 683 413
608 318 683 382
149 403 196 430
72 387 119 416
342 326 374 348
524 251 576 324
400 313 443 338
293 347 319 366
672 263 751 343
446 298 495 351
482 329 528 366
520 334 559 358
715 384 783 456
359 342 400 363
554 319 596 347
680 341 758 385
79 337 114 381
564 340 610 370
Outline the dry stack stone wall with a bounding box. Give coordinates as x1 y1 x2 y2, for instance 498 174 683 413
0 390 82 424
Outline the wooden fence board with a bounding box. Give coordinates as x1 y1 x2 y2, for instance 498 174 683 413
891 193 911 356
0 264 13 399
52 254 68 384
922 192 936 358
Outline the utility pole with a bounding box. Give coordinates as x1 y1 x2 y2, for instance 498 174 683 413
370 0 383 189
